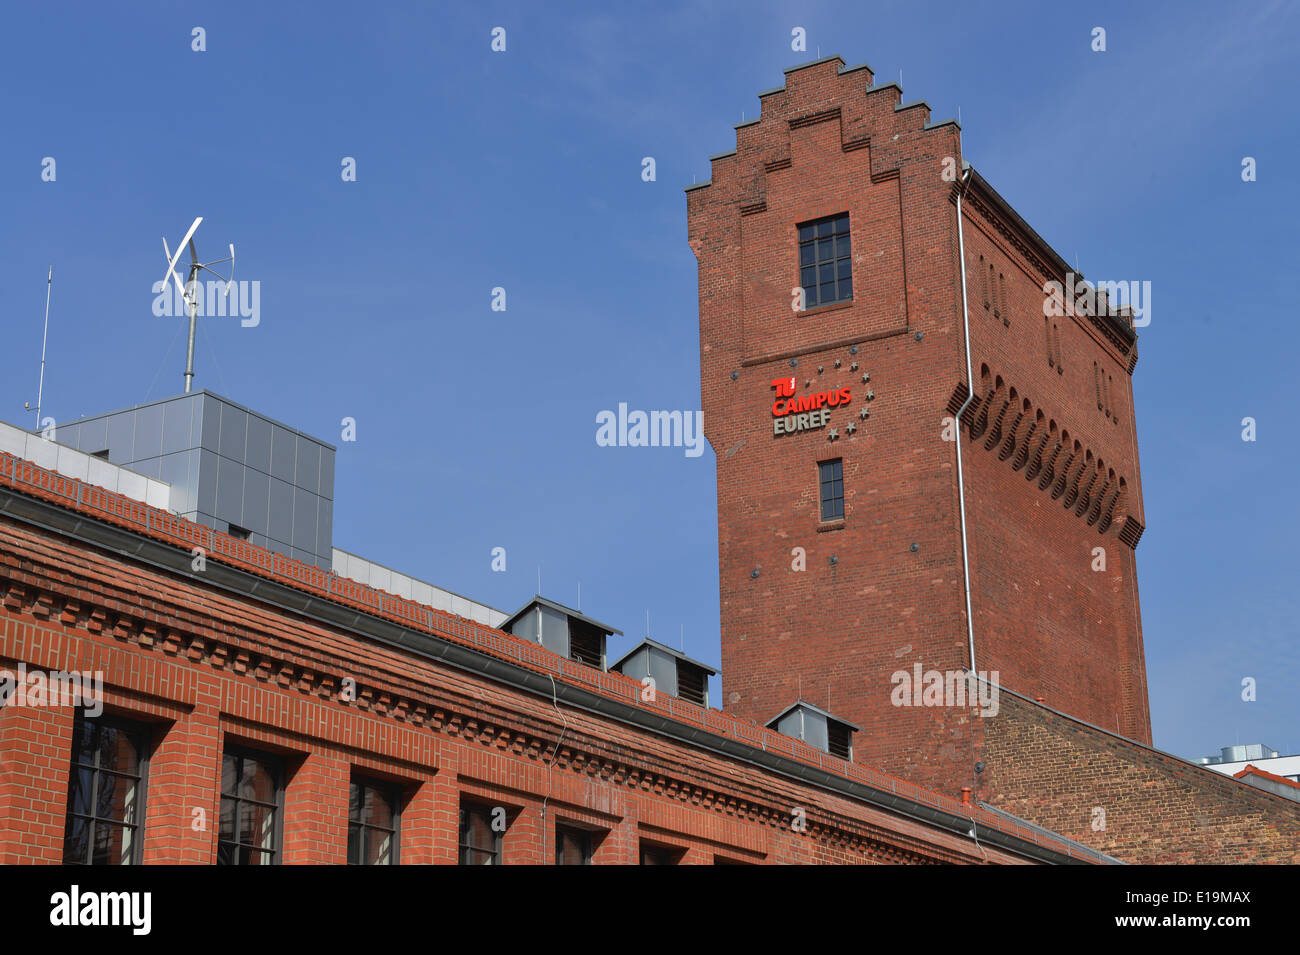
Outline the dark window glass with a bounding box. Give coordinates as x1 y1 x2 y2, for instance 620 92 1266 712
640 843 680 865
459 802 502 865
798 214 853 308
348 777 399 865
555 825 593 865
62 712 147 865
819 459 845 522
218 748 283 865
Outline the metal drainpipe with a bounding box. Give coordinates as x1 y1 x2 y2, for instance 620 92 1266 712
954 167 978 674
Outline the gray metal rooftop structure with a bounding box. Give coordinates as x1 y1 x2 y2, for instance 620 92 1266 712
54 391 335 569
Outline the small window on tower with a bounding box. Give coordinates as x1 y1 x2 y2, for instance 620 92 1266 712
818 458 844 522
798 214 852 308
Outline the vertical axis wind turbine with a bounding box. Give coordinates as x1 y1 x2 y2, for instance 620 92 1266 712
161 217 236 393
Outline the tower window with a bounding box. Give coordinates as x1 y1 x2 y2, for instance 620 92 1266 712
818 458 844 522
798 214 852 308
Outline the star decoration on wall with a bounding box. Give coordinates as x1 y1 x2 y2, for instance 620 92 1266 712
845 421 857 434
827 428 838 441
860 407 869 419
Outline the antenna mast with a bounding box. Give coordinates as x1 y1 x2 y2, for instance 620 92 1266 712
34 265 52 428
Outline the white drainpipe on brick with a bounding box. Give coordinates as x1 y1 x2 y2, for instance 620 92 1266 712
954 166 978 674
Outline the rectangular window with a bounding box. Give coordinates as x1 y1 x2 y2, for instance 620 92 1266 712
218 747 284 865
459 801 502 865
348 776 400 865
640 842 682 865
798 214 852 308
818 458 844 522
63 711 148 865
555 825 593 865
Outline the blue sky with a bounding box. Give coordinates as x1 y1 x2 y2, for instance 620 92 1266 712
2 0 1297 764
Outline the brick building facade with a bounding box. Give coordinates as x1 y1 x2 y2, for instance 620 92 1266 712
0 454 1099 865
687 56 1150 795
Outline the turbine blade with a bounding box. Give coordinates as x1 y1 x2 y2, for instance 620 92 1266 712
162 216 203 296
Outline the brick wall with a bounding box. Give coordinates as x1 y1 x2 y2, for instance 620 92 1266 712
688 57 1151 793
0 510 1040 865
979 690 1300 864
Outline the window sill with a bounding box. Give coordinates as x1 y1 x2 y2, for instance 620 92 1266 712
800 299 854 319
816 520 845 533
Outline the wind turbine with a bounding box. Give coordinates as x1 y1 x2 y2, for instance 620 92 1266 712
161 217 236 393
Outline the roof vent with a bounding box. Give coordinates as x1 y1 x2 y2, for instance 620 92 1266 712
766 700 859 760
610 639 718 707
500 596 620 671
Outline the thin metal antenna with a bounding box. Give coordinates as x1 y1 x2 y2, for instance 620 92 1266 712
798 674 802 700
958 105 962 126
645 609 650 639
31 265 52 428
577 580 581 611
537 566 541 595
899 69 903 86
680 624 684 652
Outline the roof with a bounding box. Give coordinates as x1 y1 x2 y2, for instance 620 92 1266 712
977 802 1123 866
0 448 1107 864
1233 764 1300 791
608 637 718 676
500 594 623 637
766 698 861 732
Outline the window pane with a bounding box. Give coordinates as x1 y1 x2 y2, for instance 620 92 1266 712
838 259 852 280
238 801 277 848
365 790 394 831
348 823 362 864
221 754 238 796
801 267 815 289
836 214 850 233
63 815 90 864
799 243 814 266
820 281 834 302
90 821 134 866
818 237 833 259
238 757 277 804
798 224 814 241
837 234 851 257
96 772 140 826
840 277 852 299
367 830 393 865
819 263 834 284
97 726 140 777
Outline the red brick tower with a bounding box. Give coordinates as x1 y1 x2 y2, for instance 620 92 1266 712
687 57 1150 792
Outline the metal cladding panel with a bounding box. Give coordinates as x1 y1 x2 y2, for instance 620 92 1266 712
539 605 569 658
78 417 107 454
242 467 270 535
218 402 248 462
161 395 195 455
245 413 272 473
295 440 320 496
58 423 81 451
133 402 164 461
316 497 333 559
132 456 162 481
270 426 296 483
215 455 244 524
267 477 293 544
198 395 221 453
159 450 196 515
107 413 135 464
648 647 678 698
319 447 335 500
291 488 317 551
196 449 219 516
